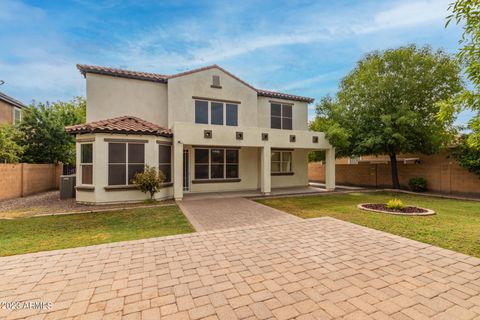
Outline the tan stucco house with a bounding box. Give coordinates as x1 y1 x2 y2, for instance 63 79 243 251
66 64 335 203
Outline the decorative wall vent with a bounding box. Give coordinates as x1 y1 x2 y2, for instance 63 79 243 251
262 133 269 141
236 132 243 140
290 135 296 143
204 130 212 139
211 75 222 88
312 136 319 143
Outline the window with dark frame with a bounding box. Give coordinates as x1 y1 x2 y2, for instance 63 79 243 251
271 103 292 130
194 148 239 180
80 144 93 185
158 144 172 183
194 100 238 126
271 151 292 173
108 142 145 186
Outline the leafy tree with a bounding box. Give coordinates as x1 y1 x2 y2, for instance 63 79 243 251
451 134 480 176
16 97 86 164
133 166 166 200
444 0 480 148
0 124 23 163
311 45 463 189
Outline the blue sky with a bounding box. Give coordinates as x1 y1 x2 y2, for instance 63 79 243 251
0 0 474 123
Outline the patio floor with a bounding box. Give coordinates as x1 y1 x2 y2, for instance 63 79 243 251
182 186 328 201
1 217 479 320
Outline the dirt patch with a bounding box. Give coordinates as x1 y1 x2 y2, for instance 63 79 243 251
0 191 174 219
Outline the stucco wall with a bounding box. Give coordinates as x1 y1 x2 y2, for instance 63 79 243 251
187 146 260 193
75 133 173 204
257 97 308 131
0 100 14 124
85 73 168 127
271 149 309 188
0 164 62 200
167 68 258 129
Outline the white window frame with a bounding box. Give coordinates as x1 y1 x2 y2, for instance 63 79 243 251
194 147 239 180
13 107 21 123
80 143 93 185
271 151 293 173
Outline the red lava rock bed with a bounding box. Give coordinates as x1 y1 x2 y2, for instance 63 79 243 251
362 203 429 214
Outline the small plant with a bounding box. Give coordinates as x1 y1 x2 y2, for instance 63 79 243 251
132 166 166 200
408 177 427 192
386 198 405 210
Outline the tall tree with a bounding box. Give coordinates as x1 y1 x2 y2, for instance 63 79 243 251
444 0 480 147
311 45 463 189
17 97 86 164
0 124 23 163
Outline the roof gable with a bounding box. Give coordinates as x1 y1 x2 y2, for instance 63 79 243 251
76 64 314 103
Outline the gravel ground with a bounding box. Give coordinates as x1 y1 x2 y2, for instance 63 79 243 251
0 191 173 219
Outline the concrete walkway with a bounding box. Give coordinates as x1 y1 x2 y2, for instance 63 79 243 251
1 217 479 320
177 197 300 231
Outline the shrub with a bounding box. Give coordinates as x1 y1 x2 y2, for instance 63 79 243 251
386 198 405 210
132 166 166 199
408 177 427 192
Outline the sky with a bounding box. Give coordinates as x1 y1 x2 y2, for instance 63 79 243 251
0 0 474 124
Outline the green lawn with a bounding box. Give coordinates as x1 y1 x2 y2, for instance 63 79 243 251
257 192 480 258
0 205 194 256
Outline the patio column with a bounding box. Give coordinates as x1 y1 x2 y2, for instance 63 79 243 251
260 146 271 195
325 147 336 191
173 141 184 201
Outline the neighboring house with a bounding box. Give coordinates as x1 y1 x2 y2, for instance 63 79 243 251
0 91 25 124
66 64 335 203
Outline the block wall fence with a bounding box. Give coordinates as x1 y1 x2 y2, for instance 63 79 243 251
0 164 62 201
309 153 480 196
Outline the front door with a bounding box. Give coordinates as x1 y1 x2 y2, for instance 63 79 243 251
183 149 189 191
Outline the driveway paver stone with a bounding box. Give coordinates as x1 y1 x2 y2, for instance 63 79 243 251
0 217 479 319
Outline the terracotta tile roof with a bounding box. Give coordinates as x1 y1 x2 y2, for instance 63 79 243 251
256 89 314 103
65 116 172 137
77 64 169 83
77 64 314 103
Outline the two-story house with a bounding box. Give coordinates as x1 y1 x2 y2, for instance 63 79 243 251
66 64 335 203
0 91 25 124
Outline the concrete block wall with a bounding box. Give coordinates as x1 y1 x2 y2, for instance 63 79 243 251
0 163 63 200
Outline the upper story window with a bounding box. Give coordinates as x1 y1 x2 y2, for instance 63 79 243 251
108 142 145 185
158 144 172 183
195 100 238 126
80 144 93 185
13 107 21 123
271 103 292 130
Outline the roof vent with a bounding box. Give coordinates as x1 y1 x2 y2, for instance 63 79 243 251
211 75 222 89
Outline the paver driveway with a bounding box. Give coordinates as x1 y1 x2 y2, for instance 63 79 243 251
177 198 300 231
1 217 480 320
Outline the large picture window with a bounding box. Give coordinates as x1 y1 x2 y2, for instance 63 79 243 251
271 151 292 173
158 144 172 183
108 142 145 185
271 103 292 130
194 100 238 126
80 144 93 185
194 148 239 180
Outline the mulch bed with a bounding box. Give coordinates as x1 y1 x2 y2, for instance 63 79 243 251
362 203 428 214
